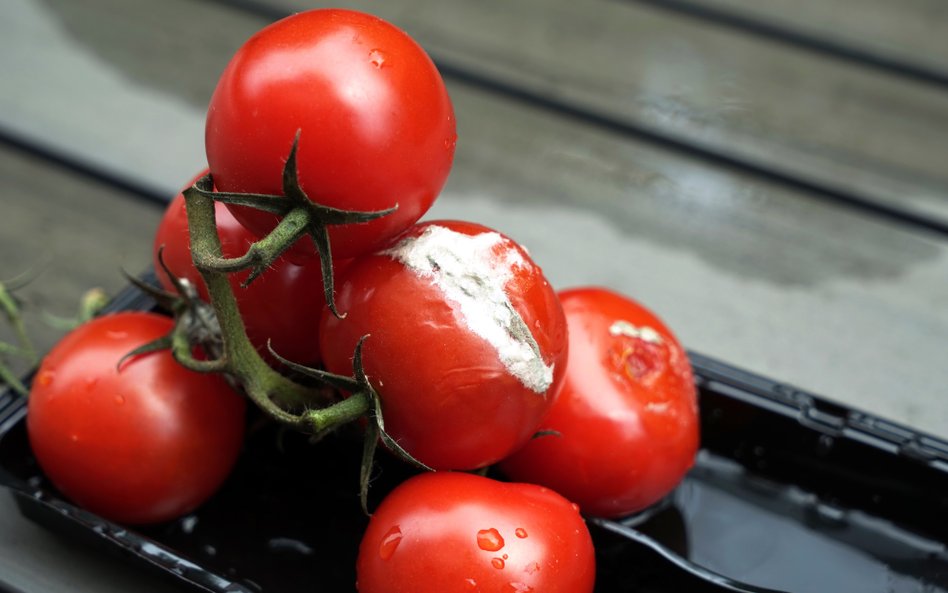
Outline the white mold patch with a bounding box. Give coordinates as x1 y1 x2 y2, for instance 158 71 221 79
383 225 554 394
609 320 664 344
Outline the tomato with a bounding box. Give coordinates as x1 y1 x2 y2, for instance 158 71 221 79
357 472 595 593
205 9 456 260
27 312 246 525
319 220 567 470
154 174 337 366
501 287 699 518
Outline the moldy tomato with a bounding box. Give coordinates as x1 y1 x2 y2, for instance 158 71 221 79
205 9 456 259
319 220 567 470
501 287 699 518
27 312 246 525
357 472 595 593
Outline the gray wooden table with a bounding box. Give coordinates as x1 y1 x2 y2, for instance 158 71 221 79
1 0 947 591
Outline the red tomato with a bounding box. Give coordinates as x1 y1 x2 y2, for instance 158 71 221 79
205 9 456 260
319 220 567 470
501 287 699 518
27 312 246 525
357 472 595 593
154 174 336 366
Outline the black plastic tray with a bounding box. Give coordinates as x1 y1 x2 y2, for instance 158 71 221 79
2 278 948 593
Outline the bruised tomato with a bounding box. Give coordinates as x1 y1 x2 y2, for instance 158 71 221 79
501 287 699 517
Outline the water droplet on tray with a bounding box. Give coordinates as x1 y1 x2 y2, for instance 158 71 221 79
36 370 54 387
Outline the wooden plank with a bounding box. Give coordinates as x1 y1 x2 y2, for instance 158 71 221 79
4 0 947 438
665 0 948 79
10 0 948 227
253 0 948 229
0 147 162 371
0 0 239 198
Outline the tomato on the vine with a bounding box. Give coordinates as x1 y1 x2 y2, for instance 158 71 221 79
27 312 246 525
357 472 595 593
205 8 456 260
154 176 337 366
501 287 699 518
319 220 567 470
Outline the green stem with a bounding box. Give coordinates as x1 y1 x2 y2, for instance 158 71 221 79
182 182 331 417
0 283 37 365
203 207 311 285
300 391 372 434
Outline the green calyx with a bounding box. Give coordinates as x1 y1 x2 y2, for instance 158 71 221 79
186 130 397 318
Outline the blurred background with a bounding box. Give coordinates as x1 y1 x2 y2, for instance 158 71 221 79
1 0 947 591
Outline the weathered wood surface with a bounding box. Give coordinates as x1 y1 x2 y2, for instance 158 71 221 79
667 0 948 78
257 0 948 228
7 0 948 225
1 0 948 591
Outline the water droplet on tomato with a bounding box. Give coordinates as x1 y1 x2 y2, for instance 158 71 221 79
524 562 541 575
515 528 528 539
507 582 534 592
477 528 505 551
502 554 508 560
107 330 128 340
464 578 477 590
36 370 55 387
369 49 387 69
571 502 581 513
114 395 125 405
69 433 79 443
491 557 505 570
378 526 402 560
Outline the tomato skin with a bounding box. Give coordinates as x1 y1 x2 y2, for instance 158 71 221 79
27 312 246 525
154 175 335 366
357 472 595 593
501 287 699 518
206 9 456 260
319 220 567 470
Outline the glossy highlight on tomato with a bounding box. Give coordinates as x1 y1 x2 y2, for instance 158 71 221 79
357 472 595 593
26 312 246 525
501 287 699 518
154 174 334 366
319 220 567 470
205 8 456 260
